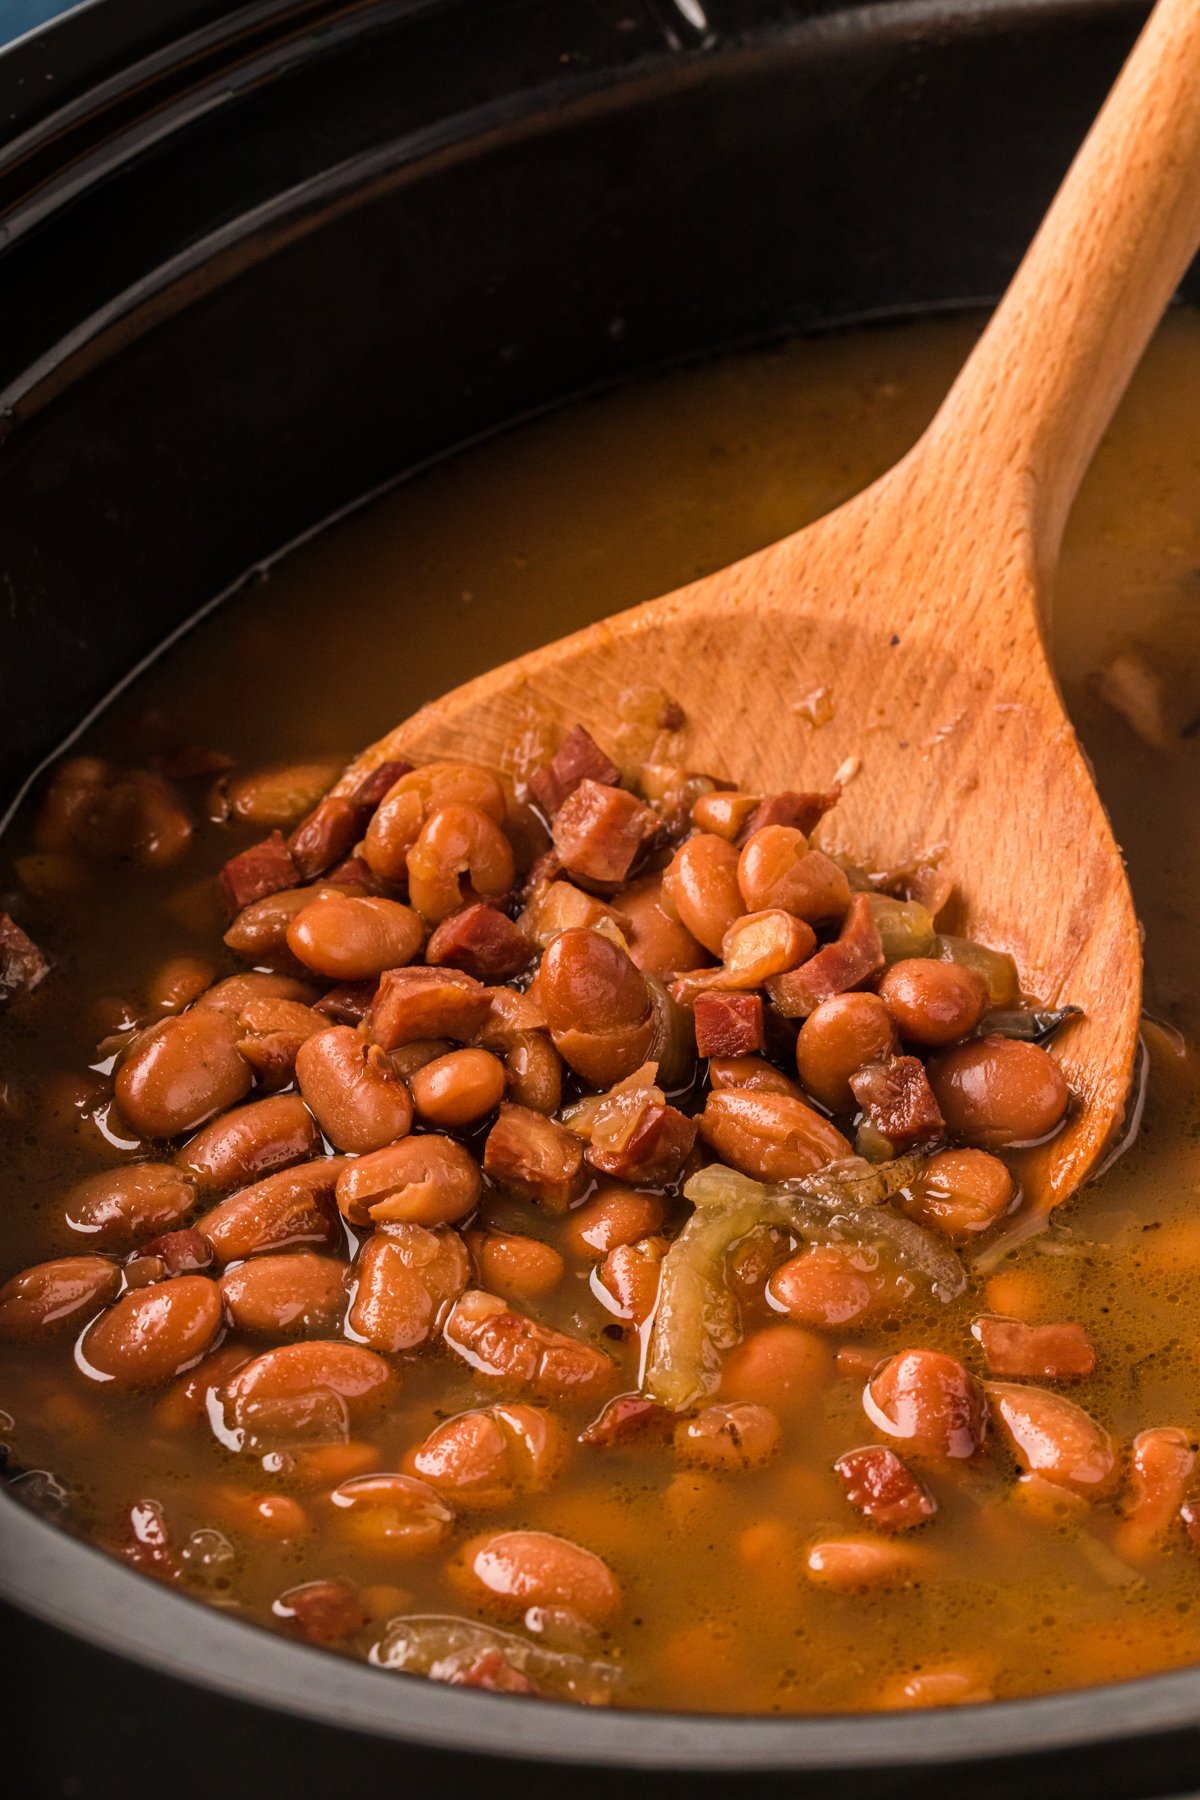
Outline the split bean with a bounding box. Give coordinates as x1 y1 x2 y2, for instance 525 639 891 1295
348 1224 470 1351
295 1026 414 1153
336 1135 480 1228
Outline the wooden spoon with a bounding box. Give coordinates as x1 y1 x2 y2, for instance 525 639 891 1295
344 0 1200 1217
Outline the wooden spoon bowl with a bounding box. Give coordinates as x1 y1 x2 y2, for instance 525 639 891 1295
344 0 1200 1218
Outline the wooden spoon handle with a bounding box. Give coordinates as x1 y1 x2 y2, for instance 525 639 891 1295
923 0 1200 564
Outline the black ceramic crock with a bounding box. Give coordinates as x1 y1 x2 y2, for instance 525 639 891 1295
2 1 1199 1794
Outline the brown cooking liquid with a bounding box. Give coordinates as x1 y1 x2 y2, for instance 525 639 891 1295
3 311 1200 1712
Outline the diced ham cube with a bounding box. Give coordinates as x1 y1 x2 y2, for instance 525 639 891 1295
694 992 765 1058
834 1445 937 1531
0 914 50 1006
849 1054 945 1150
327 854 388 894
426 904 533 981
767 893 884 1018
482 1104 585 1212
367 966 491 1049
552 780 659 887
288 797 360 880
351 759 414 813
971 1316 1096 1380
528 726 621 817
736 788 841 843
586 1099 697 1186
314 981 378 1024
274 1577 370 1645
579 1392 673 1447
218 831 300 913
140 1228 212 1274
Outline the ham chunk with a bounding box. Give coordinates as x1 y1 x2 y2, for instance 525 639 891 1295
737 788 841 843
586 1097 697 1186
351 759 414 812
367 966 491 1049
835 1445 937 1531
579 1392 673 1447
552 780 659 886
0 914 50 1006
528 727 621 817
426 904 533 981
444 1289 615 1401
483 1104 585 1212
218 831 300 913
766 892 883 1018
288 797 360 880
971 1316 1096 1380
693 991 765 1058
849 1054 944 1150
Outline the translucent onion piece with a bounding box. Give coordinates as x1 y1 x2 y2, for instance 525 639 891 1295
979 1006 1082 1045
865 893 936 963
370 1613 620 1705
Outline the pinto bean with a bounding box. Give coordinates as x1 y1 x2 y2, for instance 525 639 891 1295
971 1316 1095 1380
795 993 898 1112
409 1403 565 1507
72 770 193 869
561 1185 666 1260
225 760 343 829
235 997 330 1090
0 1256 120 1339
768 1244 914 1330
879 1664 995 1709
287 894 424 981
720 1323 834 1414
708 1056 803 1098
878 958 987 1047
409 1048 505 1129
224 885 333 962
927 1037 1069 1147
295 1027 413 1154
336 1136 480 1228
482 1104 584 1212
501 1031 563 1116
176 1094 319 1193
219 1254 348 1337
330 1473 454 1557
83 1276 222 1385
834 1445 936 1531
618 874 711 979
1116 1428 1197 1560
538 929 656 1086
204 1487 310 1542
364 762 507 882
444 1290 615 1402
865 1349 987 1460
451 1529 621 1627
804 1536 924 1591
148 956 216 1015
662 834 743 956
467 1230 565 1301
595 1236 667 1326
985 1382 1116 1495
195 1158 344 1261
65 1163 198 1250
407 805 515 923
900 1147 1014 1242
367 966 491 1049
698 1089 851 1180
116 1010 253 1139
348 1224 469 1351
674 1402 781 1471
194 972 317 1017
224 1340 392 1444
737 827 850 924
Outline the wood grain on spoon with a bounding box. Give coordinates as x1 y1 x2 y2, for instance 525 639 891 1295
344 0 1200 1216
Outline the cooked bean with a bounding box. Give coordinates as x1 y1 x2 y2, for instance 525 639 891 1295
768 1244 913 1330
561 1184 666 1260
878 958 987 1047
708 1056 803 1098
155 1342 251 1431
348 1224 469 1351
388 1037 451 1079
538 929 656 1086
116 1010 253 1139
674 1402 781 1471
409 1403 565 1507
330 1473 454 1557
0 1256 120 1339
595 1236 667 1326
719 1323 833 1414
468 1229 565 1301
690 791 761 841
71 770 193 869
363 762 507 882
804 1536 924 1591
985 1382 1116 1495
927 1036 1069 1147
196 1158 344 1261
177 1094 319 1193
662 834 743 956
795 992 898 1112
295 1026 414 1154
698 1089 851 1180
287 894 424 981
865 1349 987 1460
224 1340 392 1444
878 1664 995 1708
409 1048 505 1129
219 1254 348 1337
123 1254 167 1289
336 1135 480 1228
83 1276 222 1385
407 804 515 923
737 827 850 923
224 885 333 962
235 997 330 1090
224 760 341 828
971 1315 1095 1380
1116 1427 1197 1560
205 1486 310 1542
444 1289 615 1401
451 1529 621 1627
194 971 316 1017
900 1147 1014 1242
618 873 711 978
148 956 215 1015
482 1103 584 1212
502 1031 563 1116
65 1162 198 1250
834 1445 936 1531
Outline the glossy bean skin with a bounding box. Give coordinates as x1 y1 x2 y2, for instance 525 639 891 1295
336 1136 480 1228
662 834 743 956
148 955 216 1014
195 972 317 1017
64 1163 198 1250
0 1255 120 1339
444 1290 615 1402
287 894 424 981
795 993 899 1112
176 1094 320 1193
225 760 343 828
219 1253 349 1337
804 1536 924 1591
618 874 712 978
1116 1427 1197 1560
408 1403 565 1507
674 1402 782 1471
83 1276 223 1385
224 1340 392 1442
719 1323 834 1415
468 1230 565 1301
708 1056 803 1099
195 1158 344 1261
561 1184 666 1260
329 1473 455 1557
363 762 507 882
539 929 656 1086
698 1089 851 1180
451 1528 621 1627
768 1244 913 1330
348 1225 470 1351
409 1048 506 1129
985 1382 1117 1496
115 1010 253 1139
865 1350 988 1460
737 827 850 923
878 958 987 1047
295 1027 414 1154
928 1037 1069 1147
407 805 515 923
900 1148 1014 1242
595 1236 667 1326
